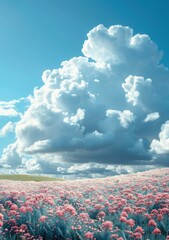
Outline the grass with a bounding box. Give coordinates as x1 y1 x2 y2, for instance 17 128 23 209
0 174 64 182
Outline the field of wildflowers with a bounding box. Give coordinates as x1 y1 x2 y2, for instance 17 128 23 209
0 168 169 240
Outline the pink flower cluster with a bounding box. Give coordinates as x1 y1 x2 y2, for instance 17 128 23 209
0 168 168 239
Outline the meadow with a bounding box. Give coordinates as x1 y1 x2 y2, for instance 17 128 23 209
0 168 168 240
0 174 63 182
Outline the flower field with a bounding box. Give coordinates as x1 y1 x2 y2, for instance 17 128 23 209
0 169 169 240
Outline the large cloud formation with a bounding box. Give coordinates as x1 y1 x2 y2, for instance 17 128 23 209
1 24 169 175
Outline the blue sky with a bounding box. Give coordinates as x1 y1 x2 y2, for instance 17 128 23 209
1 0 169 100
0 0 169 178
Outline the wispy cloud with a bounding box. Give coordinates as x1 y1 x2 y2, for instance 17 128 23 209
0 121 15 137
144 112 160 122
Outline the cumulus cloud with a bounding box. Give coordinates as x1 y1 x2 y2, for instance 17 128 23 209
1 24 169 175
1 142 22 168
122 75 152 106
106 109 135 128
150 121 169 154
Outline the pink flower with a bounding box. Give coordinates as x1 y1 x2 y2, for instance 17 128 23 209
102 221 113 230
98 211 106 218
108 195 115 201
64 204 77 215
84 231 94 239
19 224 27 231
148 219 156 227
152 228 161 235
119 216 127 222
38 215 48 222
157 214 163 221
94 204 104 210
5 200 12 207
79 213 89 220
56 210 64 217
26 206 33 212
133 232 142 239
160 208 169 214
19 206 27 213
135 226 144 234
121 211 128 217
123 207 134 213
0 213 4 220
126 219 135 227
110 234 119 239
0 221 3 227
10 204 18 210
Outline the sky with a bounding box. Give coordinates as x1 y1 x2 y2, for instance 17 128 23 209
0 0 169 178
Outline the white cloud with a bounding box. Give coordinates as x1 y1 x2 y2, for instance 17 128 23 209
1 24 169 173
106 109 135 128
150 121 169 154
0 108 19 117
0 121 15 137
144 112 160 122
0 98 28 117
122 75 152 106
0 142 22 168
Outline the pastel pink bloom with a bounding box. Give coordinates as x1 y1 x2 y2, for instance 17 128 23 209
152 228 161 235
84 231 94 239
26 206 33 212
102 220 113 230
79 207 86 211
108 195 115 201
119 216 127 222
5 200 12 207
79 213 89 220
121 199 127 204
121 211 128 217
0 213 4 220
126 219 135 227
19 224 27 231
108 207 116 213
19 206 27 213
10 204 18 210
38 215 48 222
117 238 124 240
56 210 64 217
157 214 163 221
24 233 31 237
110 234 119 238
98 211 106 218
133 232 142 239
160 208 169 214
64 204 77 215
94 204 104 210
123 207 134 213
148 219 156 227
104 201 110 207
135 226 144 234
127 194 134 200
47 199 55 205
9 210 17 215
151 209 158 215
0 221 3 227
